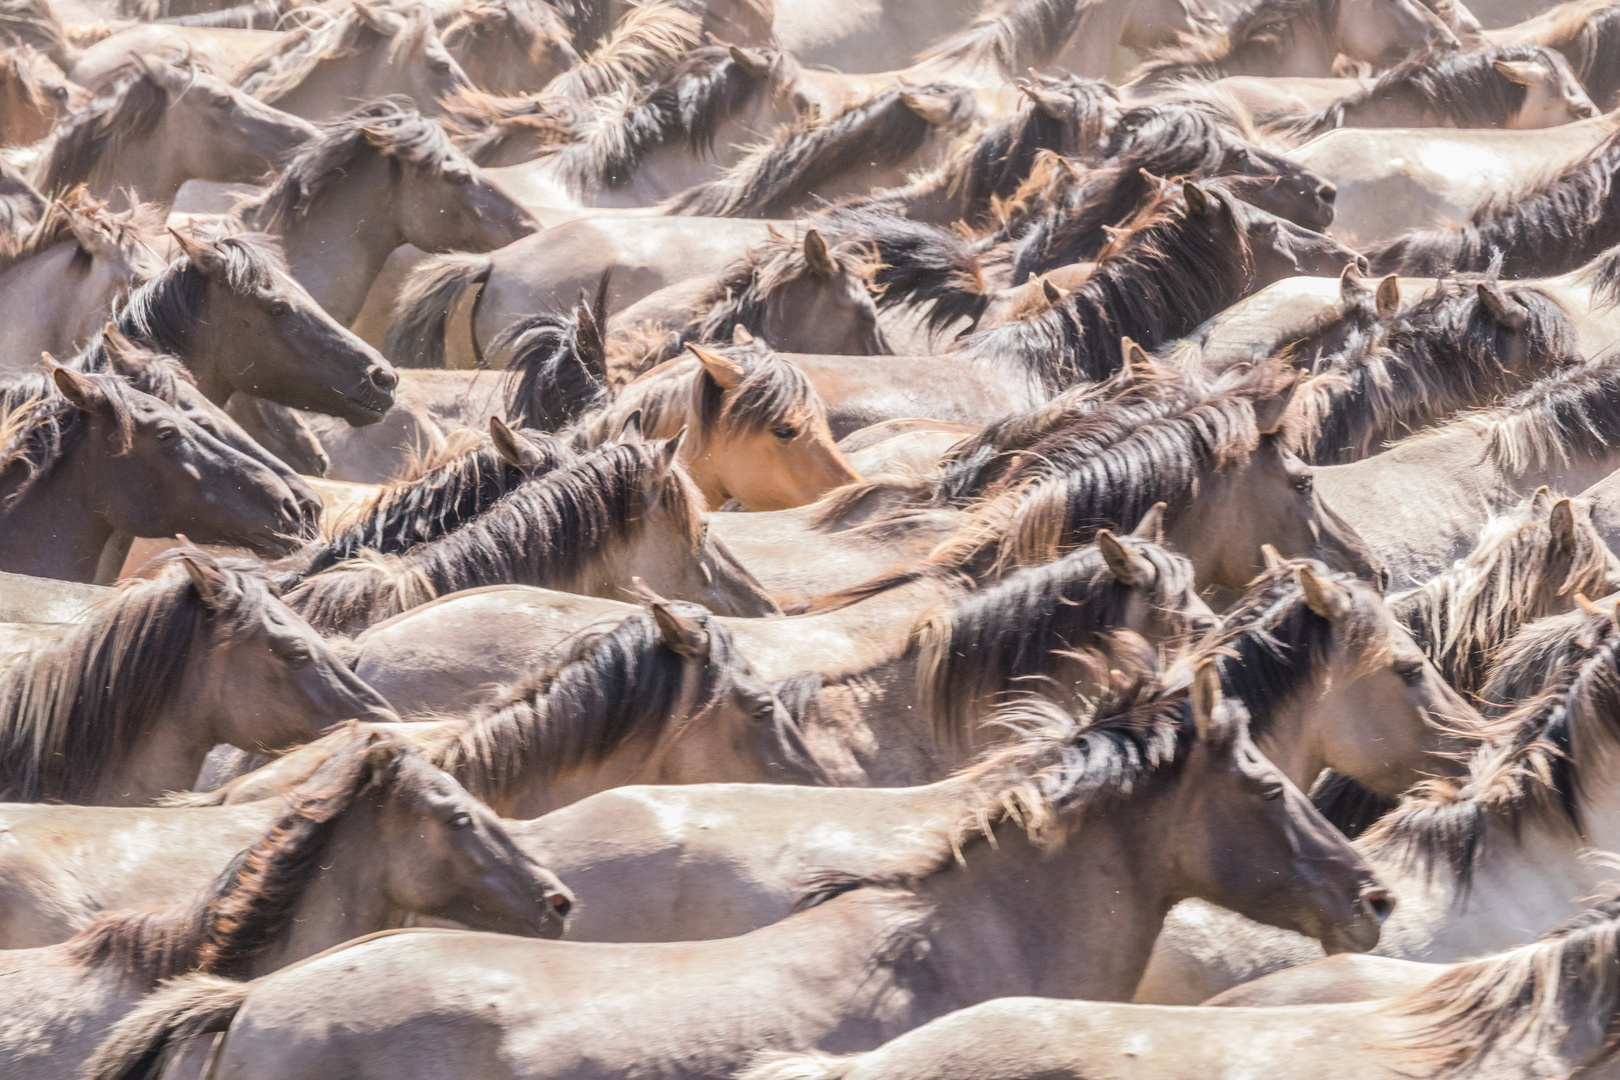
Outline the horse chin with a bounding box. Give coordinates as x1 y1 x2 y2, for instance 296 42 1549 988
338 395 392 427
1315 913 1384 956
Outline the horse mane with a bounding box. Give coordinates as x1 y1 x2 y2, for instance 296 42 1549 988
1135 0 1340 83
1479 601 1616 709
65 724 405 986
0 0 66 67
426 600 821 802
1271 44 1566 142
494 288 611 432
958 182 1260 390
915 534 1197 743
232 3 439 105
281 426 577 584
29 57 186 195
442 86 575 163
819 206 989 333
0 553 279 802
442 0 574 65
116 231 289 352
913 0 1088 77
1282 277 1580 465
156 0 294 30
1390 491 1615 695
954 75 1117 216
0 367 139 509
1450 348 1620 474
238 98 470 231
1553 0 1620 109
284 439 704 632
664 83 977 219
1362 620 1620 885
1382 896 1620 1076
539 1 701 105
1367 126 1620 278
0 188 157 276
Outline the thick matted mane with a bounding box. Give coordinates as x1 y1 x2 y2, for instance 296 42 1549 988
665 83 976 219
66 724 403 985
958 183 1260 390
1550 0 1620 109
1363 618 1620 885
1368 126 1620 278
916 534 1197 743
284 439 703 632
1283 277 1579 465
1479 600 1616 709
1445 348 1620 474
0 189 159 279
1135 0 1340 83
1383 896 1620 1076
494 288 611 433
1392 492 1615 695
955 75 1116 213
539 1 701 105
29 58 185 195
279 426 577 585
238 98 470 231
820 206 988 333
0 368 139 508
231 3 437 104
426 600 821 802
0 554 278 801
0 0 66 67
1273 44 1577 141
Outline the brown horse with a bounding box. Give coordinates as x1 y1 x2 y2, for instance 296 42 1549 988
0 550 392 803
87 668 1389 1080
0 726 571 1080
232 2 470 120
0 44 84 145
441 0 578 96
29 56 313 210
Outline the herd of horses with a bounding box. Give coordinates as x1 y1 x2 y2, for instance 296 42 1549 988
4 0 1620 1073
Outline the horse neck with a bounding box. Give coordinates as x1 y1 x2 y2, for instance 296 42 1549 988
268 157 402 325
1245 685 1332 792
0 449 116 582
1051 0 1136 79
89 127 188 210
78 682 220 806
1334 85 1444 129
811 648 955 787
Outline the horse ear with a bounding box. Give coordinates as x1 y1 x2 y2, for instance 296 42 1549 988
1190 661 1230 744
726 44 771 78
1297 564 1352 622
731 324 754 346
1375 274 1401 317
1040 276 1069 305
166 227 227 279
1492 58 1541 86
489 415 542 469
1182 179 1212 218
1130 502 1166 544
900 90 961 127
657 428 686 470
1477 282 1528 330
1121 336 1153 378
1250 374 1298 435
1261 543 1284 571
100 322 147 377
650 600 709 659
1529 485 1554 517
803 228 837 279
1016 80 1072 120
179 551 228 611
1550 498 1577 552
1338 263 1368 301
51 365 104 412
1097 529 1153 588
619 408 643 443
352 0 400 34
688 343 745 392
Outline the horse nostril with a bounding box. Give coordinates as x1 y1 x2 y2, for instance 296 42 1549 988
369 365 398 393
1318 183 1336 204
1361 887 1395 925
549 893 572 918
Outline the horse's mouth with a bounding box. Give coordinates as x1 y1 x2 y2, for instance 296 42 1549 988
341 395 391 426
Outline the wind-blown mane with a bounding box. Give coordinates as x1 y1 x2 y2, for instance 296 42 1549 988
237 98 471 231
65 725 406 985
1368 126 1620 277
1546 0 1620 110
1479 600 1616 709
539 1 701 105
231 4 440 105
1272 44 1578 141
0 189 159 279
284 439 703 632
493 287 610 432
0 367 138 509
29 58 185 196
1282 277 1580 465
912 0 1092 77
1391 491 1615 695
665 83 977 219
956 76 1117 212
1445 348 1620 474
0 0 67 68
916 534 1198 743
820 206 988 333
0 554 279 801
1134 0 1341 84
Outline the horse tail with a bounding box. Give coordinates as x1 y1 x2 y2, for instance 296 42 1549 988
82 974 250 1080
738 1051 863 1080
384 253 494 369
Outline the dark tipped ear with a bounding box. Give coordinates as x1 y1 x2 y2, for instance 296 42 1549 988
1250 375 1298 435
1040 277 1069 305
489 415 542 469
731 324 754 346
688 343 745 392
619 408 643 442
1182 179 1212 218
658 428 686 470
651 600 709 659
1477 281 1528 330
1375 274 1400 317
1339 263 1368 301
166 227 227 279
727 43 771 78
51 365 103 412
1130 502 1166 543
100 322 146 378
803 228 837 279
1550 497 1577 552
180 552 228 611
1297 564 1352 622
1097 529 1153 588
1190 661 1228 743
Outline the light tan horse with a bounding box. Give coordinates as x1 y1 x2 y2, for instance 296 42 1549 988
0 726 572 1080
85 668 1391 1080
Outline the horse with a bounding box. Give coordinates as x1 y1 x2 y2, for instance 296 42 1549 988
1485 0 1620 109
232 97 538 327
0 725 572 1080
737 899 1620 1080
283 437 779 633
28 55 313 211
84 667 1390 1080
231 2 471 120
0 44 84 145
0 549 392 803
441 0 578 96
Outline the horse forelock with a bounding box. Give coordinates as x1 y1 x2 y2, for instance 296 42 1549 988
117 231 287 351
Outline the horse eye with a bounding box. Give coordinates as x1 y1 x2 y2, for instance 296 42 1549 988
154 424 178 441
1294 475 1312 493
1262 783 1285 801
447 811 472 827
266 300 291 317
283 644 311 663
428 57 453 72
444 170 472 185
1394 660 1423 685
53 87 68 100
771 425 799 441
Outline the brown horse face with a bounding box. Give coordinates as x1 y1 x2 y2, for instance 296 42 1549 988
164 70 316 184
1239 204 1365 286
761 270 888 357
0 48 82 146
655 647 819 786
1337 0 1456 67
377 756 573 938
1217 147 1337 232
695 413 863 513
396 157 538 254
1505 53 1597 128
196 594 399 754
